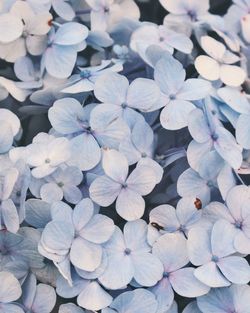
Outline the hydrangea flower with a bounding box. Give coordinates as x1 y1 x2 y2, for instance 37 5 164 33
188 220 250 287
98 219 163 289
25 134 72 178
148 197 203 245
119 118 163 183
48 98 129 171
93 72 161 125
177 167 218 205
39 198 114 283
31 166 83 204
195 36 246 87
151 233 209 312
204 185 250 254
130 23 193 64
188 105 243 169
85 0 140 32
0 0 52 62
61 60 122 94
42 22 89 78
90 149 157 220
153 54 211 130
0 271 23 313
159 0 209 27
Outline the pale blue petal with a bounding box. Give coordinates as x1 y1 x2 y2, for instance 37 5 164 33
177 79 212 101
154 54 185 96
94 72 128 105
45 45 77 78
77 281 112 311
236 114 250 149
187 227 212 266
0 271 22 303
53 22 88 45
68 133 101 171
70 237 102 271
153 233 189 272
89 176 121 207
116 188 145 221
218 87 250 114
127 78 160 111
48 98 85 135
217 256 250 284
160 100 195 130
79 214 114 244
211 219 236 258
111 289 158 313
31 284 56 313
170 267 210 297
194 262 230 288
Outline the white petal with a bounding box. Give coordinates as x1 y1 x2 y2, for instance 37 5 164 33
45 45 77 79
187 227 212 266
127 78 160 111
94 72 128 105
132 253 164 287
220 64 246 87
116 188 145 221
80 214 114 244
153 233 189 272
217 256 250 284
194 262 230 288
40 183 63 203
177 79 211 101
170 267 210 297
89 176 121 207
127 165 156 195
200 36 226 60
0 14 23 43
31 284 56 313
0 271 22 303
98 251 134 289
54 22 88 45
77 281 112 311
102 149 128 183
70 237 102 271
160 99 195 130
194 56 220 81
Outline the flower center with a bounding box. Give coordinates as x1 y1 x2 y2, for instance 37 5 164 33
211 133 219 141
211 255 219 263
122 182 128 188
80 70 91 79
234 220 243 229
207 180 214 188
45 158 51 164
124 248 131 255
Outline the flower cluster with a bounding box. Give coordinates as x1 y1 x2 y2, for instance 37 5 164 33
1 0 250 312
